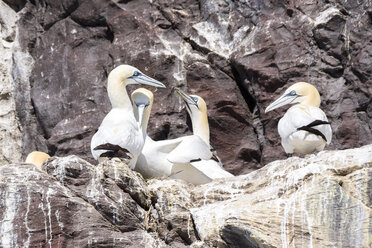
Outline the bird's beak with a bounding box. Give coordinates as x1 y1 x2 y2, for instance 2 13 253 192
175 87 197 109
137 104 146 126
133 74 166 88
265 94 298 113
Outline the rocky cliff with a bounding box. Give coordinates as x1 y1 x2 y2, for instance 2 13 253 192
0 0 371 175
0 144 371 247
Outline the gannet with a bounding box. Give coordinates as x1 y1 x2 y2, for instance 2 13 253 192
132 88 232 185
174 88 233 178
91 65 165 169
265 82 332 154
25 151 50 169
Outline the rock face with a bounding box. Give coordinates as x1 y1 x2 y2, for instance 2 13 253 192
0 1 22 164
0 145 371 247
0 156 168 247
0 0 370 174
191 145 372 247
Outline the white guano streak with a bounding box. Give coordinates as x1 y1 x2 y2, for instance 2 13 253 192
0 184 20 248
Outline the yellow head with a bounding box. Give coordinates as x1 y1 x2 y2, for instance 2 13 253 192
265 82 321 113
175 88 210 145
25 151 50 169
107 65 165 108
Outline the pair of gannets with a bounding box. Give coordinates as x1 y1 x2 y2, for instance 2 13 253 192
132 87 233 185
90 64 231 184
265 82 332 154
91 65 165 169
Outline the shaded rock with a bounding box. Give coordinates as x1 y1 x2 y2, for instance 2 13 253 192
2 0 26 12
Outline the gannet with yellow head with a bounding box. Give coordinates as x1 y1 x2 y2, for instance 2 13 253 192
174 88 233 179
25 151 50 170
91 65 165 169
265 82 332 154
132 88 233 185
132 88 211 183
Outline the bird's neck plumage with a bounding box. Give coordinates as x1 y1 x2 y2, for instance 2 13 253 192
300 87 321 107
191 112 210 145
107 75 133 111
141 108 151 138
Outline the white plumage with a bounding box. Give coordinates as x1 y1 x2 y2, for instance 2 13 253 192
132 88 233 185
278 104 332 154
265 82 332 154
91 108 143 167
91 65 165 168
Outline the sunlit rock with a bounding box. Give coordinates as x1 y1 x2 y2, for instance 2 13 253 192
147 179 198 246
191 144 372 247
0 1 22 164
0 157 168 247
0 145 371 246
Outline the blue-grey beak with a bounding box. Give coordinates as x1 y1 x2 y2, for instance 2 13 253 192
175 87 198 112
132 73 166 88
265 94 299 113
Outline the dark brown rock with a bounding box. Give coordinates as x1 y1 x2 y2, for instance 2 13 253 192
13 0 372 175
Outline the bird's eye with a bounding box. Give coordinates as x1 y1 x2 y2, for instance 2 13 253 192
288 90 296 96
133 71 141 77
191 97 198 103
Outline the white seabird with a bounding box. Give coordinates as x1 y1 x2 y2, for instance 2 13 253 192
132 88 233 185
173 88 233 180
91 65 165 169
265 82 332 154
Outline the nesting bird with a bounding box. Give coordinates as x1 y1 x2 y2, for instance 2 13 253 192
173 88 233 180
132 87 232 185
91 65 165 168
265 82 332 154
25 151 50 170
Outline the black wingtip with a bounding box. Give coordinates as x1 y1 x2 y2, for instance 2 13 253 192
305 120 331 128
94 143 132 160
190 158 202 163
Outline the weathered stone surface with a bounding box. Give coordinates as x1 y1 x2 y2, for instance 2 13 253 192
6 0 369 175
0 156 169 247
148 179 198 247
0 1 23 164
190 144 372 247
0 144 371 247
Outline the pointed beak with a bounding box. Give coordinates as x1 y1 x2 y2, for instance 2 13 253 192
133 74 166 88
175 87 197 106
265 94 298 113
